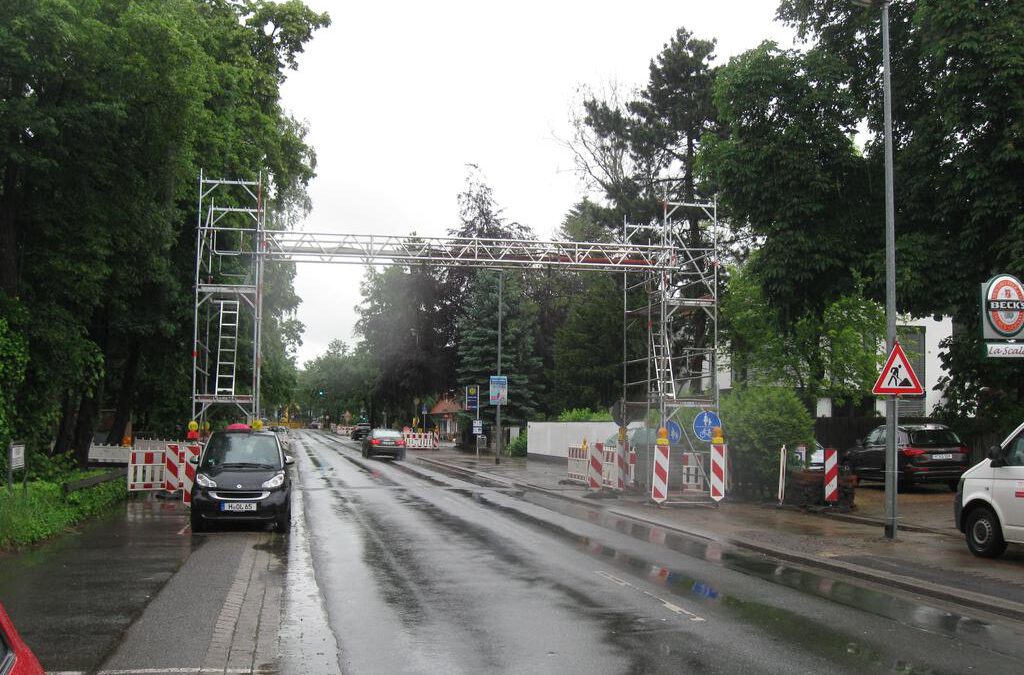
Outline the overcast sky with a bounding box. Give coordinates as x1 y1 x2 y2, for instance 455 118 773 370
280 1 797 367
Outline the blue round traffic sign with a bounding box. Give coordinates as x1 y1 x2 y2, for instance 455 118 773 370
666 420 682 444
692 411 722 443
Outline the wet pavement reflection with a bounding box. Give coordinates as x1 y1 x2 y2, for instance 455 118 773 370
0 496 196 673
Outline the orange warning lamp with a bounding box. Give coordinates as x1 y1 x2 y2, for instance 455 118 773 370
711 426 724 445
656 427 669 446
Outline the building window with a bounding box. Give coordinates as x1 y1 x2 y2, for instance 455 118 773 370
897 325 926 416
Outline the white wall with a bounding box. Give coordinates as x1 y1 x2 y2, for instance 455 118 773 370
526 422 622 459
873 315 952 416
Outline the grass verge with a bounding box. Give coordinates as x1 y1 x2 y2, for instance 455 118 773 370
0 473 128 550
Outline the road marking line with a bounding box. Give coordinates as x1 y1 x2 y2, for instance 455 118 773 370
594 569 706 623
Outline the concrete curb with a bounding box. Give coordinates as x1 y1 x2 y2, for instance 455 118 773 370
412 455 1024 623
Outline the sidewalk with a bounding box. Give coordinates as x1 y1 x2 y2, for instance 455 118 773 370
410 447 1024 623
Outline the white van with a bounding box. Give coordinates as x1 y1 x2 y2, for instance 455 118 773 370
955 421 1024 557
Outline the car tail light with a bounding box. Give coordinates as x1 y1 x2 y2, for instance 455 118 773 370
396 439 406 446
900 447 926 458
371 438 381 445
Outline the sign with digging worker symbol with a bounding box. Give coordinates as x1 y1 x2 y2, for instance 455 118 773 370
872 341 924 396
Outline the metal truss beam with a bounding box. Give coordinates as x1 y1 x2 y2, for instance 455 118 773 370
260 230 686 272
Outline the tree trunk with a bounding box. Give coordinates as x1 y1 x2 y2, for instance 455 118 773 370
106 340 140 445
53 393 76 456
72 389 101 468
0 154 20 298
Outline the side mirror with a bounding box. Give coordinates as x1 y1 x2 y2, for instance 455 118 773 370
285 455 295 466
189 455 199 465
988 444 1007 467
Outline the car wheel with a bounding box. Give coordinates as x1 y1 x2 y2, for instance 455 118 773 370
965 506 1007 558
190 509 205 533
274 507 291 534
397 450 406 461
842 462 858 485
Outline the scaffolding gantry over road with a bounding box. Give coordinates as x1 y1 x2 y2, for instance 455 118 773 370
191 173 719 435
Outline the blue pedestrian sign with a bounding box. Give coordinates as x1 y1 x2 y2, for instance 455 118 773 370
692 411 722 443
666 420 683 444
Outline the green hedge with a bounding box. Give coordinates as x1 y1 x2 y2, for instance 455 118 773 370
0 474 128 549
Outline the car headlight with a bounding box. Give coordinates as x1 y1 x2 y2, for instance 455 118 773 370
196 473 217 488
262 472 285 489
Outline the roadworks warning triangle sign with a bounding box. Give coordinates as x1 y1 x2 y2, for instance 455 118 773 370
872 341 924 396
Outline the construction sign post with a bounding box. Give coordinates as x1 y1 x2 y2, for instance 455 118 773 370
872 341 923 396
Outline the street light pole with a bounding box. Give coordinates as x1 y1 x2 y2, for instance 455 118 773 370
880 0 899 540
495 270 503 465
855 0 899 539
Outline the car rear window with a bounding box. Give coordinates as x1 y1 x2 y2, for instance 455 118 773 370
373 429 402 439
203 434 281 468
907 428 961 447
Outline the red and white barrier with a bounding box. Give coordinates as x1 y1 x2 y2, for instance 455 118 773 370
402 432 439 449
681 452 706 491
824 448 838 502
127 450 164 491
182 443 200 505
651 442 670 503
588 442 603 490
710 441 726 502
602 444 625 491
567 443 588 483
164 443 182 492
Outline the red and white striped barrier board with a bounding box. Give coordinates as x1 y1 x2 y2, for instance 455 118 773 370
710 442 726 502
567 444 588 483
402 432 439 449
824 448 838 502
651 443 670 503
182 443 200 505
164 443 182 492
127 450 164 491
600 443 624 491
588 442 604 490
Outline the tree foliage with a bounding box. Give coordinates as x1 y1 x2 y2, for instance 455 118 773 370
0 0 328 464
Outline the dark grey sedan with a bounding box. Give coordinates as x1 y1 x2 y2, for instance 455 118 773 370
361 428 406 460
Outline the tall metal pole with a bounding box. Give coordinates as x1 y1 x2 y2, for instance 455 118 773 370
880 0 899 539
495 270 503 465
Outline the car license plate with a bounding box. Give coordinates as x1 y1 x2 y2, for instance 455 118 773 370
932 453 953 460
221 502 256 512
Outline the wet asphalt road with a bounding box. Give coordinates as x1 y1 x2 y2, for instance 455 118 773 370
288 431 1024 674
2 429 1024 674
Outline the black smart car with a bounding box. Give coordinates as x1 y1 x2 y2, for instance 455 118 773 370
190 429 293 532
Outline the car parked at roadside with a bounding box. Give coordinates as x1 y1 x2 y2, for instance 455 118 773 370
350 422 372 441
843 423 971 490
955 420 1024 558
189 428 293 533
361 428 406 460
0 602 44 675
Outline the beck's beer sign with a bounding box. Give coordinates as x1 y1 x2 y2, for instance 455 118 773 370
982 274 1024 357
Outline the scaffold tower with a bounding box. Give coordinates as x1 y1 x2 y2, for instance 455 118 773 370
191 172 265 424
622 198 719 423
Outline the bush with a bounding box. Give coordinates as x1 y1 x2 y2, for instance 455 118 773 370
719 386 814 499
507 430 528 457
0 473 128 549
558 408 612 422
